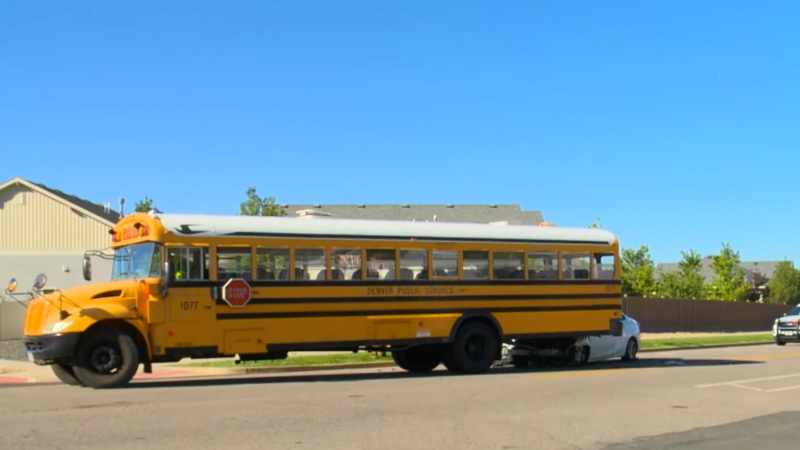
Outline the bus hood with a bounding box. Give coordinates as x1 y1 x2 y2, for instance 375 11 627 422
23 279 145 336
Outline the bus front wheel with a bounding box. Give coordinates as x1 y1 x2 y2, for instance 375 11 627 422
72 328 140 389
443 321 499 374
51 363 82 386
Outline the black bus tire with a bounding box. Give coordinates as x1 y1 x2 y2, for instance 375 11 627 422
445 321 499 374
51 363 82 386
72 328 140 389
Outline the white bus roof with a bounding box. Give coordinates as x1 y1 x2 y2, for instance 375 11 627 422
152 213 618 246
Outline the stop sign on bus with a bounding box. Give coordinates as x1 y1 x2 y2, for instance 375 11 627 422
222 278 251 308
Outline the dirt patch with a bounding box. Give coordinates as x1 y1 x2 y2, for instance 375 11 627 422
0 367 24 374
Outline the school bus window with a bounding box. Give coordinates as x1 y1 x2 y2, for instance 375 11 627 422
255 247 289 281
295 248 325 281
562 252 591 280
400 249 428 280
168 246 209 281
331 248 360 280
594 253 616 280
462 250 489 279
433 250 459 278
528 252 558 280
111 242 162 280
493 251 524 279
367 249 397 280
217 247 252 280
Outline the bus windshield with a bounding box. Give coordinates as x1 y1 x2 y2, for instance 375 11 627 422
111 242 163 281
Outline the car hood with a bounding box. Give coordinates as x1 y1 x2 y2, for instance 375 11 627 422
778 315 800 326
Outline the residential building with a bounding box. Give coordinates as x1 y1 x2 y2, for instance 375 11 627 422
0 176 121 297
282 204 545 225
656 258 788 287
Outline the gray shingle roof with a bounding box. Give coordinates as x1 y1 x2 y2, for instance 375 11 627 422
656 258 790 286
33 181 121 224
281 204 544 225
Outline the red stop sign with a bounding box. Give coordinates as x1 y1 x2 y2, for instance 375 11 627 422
222 278 252 308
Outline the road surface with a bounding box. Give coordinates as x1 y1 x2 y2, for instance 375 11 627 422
2 343 800 450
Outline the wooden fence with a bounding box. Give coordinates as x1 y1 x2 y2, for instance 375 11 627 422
622 296 795 333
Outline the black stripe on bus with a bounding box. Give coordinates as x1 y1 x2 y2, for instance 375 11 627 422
175 279 622 288
221 231 612 245
215 304 620 320
214 292 621 306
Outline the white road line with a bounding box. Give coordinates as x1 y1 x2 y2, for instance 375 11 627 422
695 372 800 388
730 383 764 392
765 385 800 393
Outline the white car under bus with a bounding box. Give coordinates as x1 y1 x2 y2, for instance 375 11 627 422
501 313 642 368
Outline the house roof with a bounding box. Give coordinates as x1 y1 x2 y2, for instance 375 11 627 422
0 176 121 226
656 258 790 286
280 204 545 225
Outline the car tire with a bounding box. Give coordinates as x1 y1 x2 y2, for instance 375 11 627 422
621 337 639 361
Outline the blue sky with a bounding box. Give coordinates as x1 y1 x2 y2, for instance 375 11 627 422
1 1 798 266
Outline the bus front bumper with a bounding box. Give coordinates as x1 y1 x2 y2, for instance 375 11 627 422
23 333 81 365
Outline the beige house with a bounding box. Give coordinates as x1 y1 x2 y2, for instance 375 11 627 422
0 176 121 297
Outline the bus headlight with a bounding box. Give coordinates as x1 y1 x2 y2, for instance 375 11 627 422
43 321 73 334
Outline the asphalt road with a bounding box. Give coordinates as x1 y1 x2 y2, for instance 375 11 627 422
2 344 800 450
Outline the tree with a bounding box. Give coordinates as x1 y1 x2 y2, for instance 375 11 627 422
135 197 162 213
745 270 770 302
589 217 603 228
767 261 800 305
676 249 707 299
708 242 749 301
656 270 682 298
621 245 657 296
239 186 287 274
240 186 286 217
655 249 707 299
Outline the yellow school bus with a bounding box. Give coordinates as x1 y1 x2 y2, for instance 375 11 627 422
10 212 622 388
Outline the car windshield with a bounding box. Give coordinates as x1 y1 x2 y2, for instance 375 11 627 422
111 242 163 280
787 305 800 316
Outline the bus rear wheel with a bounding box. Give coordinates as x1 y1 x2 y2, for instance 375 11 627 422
51 363 82 386
443 321 499 374
391 345 442 372
72 328 140 389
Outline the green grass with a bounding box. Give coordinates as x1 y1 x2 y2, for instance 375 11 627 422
639 333 773 349
179 333 775 368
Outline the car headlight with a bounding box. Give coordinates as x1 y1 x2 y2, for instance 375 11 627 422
43 321 73 334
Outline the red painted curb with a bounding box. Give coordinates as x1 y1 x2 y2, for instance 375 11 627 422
0 376 28 384
134 369 193 379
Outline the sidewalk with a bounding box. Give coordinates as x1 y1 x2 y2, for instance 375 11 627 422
0 350 358 385
0 359 246 385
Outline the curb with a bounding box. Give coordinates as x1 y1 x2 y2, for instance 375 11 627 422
177 341 778 375
638 341 774 353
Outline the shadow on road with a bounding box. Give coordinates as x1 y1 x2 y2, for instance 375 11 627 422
598 410 800 450
117 356 763 390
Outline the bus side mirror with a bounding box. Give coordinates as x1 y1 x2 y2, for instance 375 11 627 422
82 256 92 281
33 273 47 291
162 261 175 286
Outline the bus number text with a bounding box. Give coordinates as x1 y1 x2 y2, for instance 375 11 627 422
180 301 199 311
